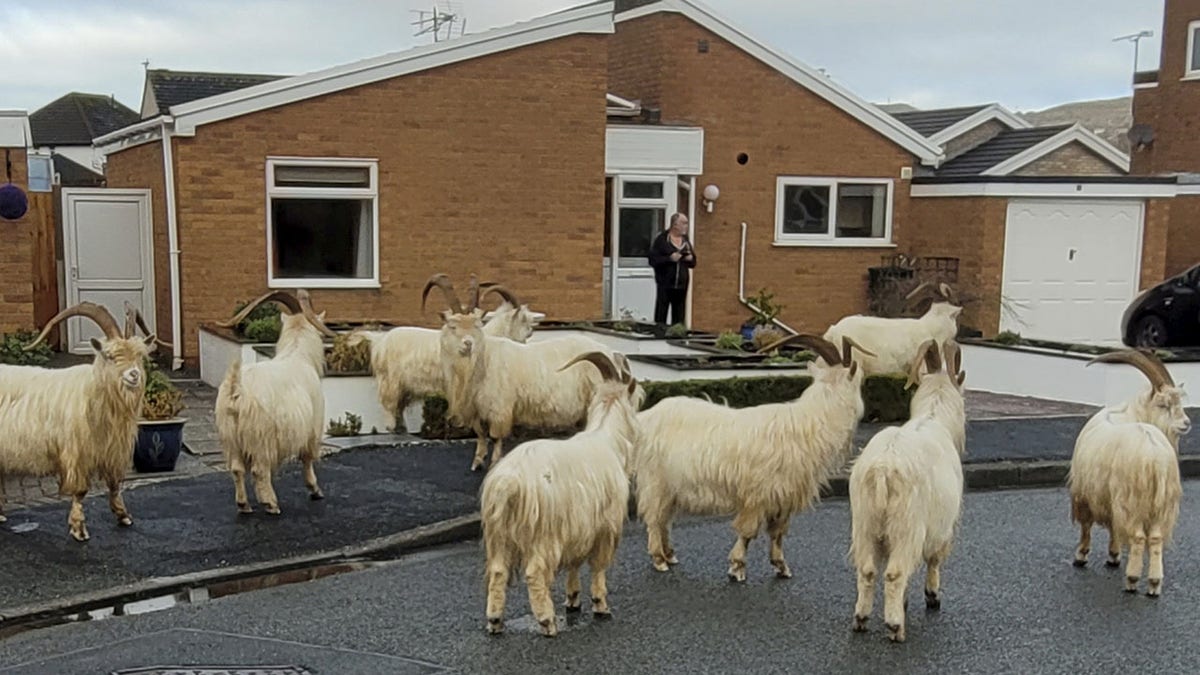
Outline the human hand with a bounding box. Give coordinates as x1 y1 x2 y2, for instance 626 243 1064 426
670 252 682 261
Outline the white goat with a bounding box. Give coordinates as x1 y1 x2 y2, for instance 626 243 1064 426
0 301 163 541
437 294 619 472
352 275 539 432
848 339 967 643
634 333 873 581
481 351 642 637
1068 349 1190 596
823 282 962 376
214 289 337 515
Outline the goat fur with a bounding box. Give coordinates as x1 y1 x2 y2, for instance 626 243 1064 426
822 283 962 376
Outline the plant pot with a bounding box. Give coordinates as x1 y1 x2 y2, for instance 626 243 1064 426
134 418 188 473
740 322 757 341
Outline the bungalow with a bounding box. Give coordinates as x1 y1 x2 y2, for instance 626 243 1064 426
76 0 1193 370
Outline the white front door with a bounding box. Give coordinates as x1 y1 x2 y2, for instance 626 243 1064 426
605 174 678 322
61 188 156 354
1001 199 1143 344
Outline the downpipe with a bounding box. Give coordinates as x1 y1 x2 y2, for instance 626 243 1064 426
738 221 800 336
160 118 184 370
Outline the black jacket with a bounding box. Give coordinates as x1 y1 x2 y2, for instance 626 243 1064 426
649 231 696 289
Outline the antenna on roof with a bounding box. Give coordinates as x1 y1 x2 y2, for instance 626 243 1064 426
411 1 468 43
141 59 150 71
1112 30 1154 80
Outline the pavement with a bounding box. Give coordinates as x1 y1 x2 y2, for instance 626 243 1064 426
1 481 1198 674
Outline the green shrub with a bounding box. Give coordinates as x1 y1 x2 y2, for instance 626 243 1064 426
714 331 744 351
142 357 184 421
992 330 1022 345
243 316 281 343
327 333 371 373
0 329 51 366
666 323 689 338
327 411 363 437
419 373 913 439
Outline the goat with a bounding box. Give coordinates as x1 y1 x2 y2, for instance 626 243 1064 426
633 333 873 581
214 289 337 515
481 351 641 637
1068 349 1190 596
848 339 967 643
822 282 962 376
0 301 163 541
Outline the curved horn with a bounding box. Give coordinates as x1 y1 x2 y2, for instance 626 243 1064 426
421 274 464 314
481 283 521 308
216 290 302 328
757 333 841 366
840 335 876 367
939 282 960 305
296 289 338 338
124 301 174 349
24 301 122 351
905 281 932 301
466 274 481 312
1086 349 1174 391
558 350 621 382
943 339 962 377
906 338 940 389
612 352 633 382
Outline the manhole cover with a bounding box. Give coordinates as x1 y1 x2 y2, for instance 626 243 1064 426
111 662 314 667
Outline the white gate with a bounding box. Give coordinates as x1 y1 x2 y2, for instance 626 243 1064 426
61 188 156 354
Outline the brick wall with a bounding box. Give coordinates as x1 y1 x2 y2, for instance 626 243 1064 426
108 33 608 366
611 13 922 335
1164 195 1200 277
1013 143 1124 176
942 120 1006 162
1142 198 1172 289
1130 0 1200 175
0 147 35 332
104 141 172 346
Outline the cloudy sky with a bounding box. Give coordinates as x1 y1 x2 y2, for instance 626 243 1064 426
0 0 1165 115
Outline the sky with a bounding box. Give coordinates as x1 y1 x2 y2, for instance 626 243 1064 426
0 0 1166 116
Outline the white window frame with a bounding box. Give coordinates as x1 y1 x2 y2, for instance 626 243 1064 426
1187 20 1200 79
27 152 53 192
265 156 380 289
773 176 895 247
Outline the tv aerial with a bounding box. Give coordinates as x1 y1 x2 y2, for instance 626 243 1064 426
412 1 468 43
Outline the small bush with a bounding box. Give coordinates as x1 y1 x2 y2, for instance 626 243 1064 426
746 287 783 326
666 323 689 338
243 316 281 343
714 331 744 351
142 357 184 421
326 333 371 374
327 411 363 437
0 329 51 366
992 330 1022 345
751 325 786 352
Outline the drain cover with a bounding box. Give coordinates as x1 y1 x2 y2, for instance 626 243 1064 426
111 662 314 667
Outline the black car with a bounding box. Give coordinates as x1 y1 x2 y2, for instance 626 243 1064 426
1122 262 1200 348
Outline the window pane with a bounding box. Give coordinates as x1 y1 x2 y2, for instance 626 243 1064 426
274 165 370 189
622 181 664 199
781 184 830 235
835 183 887 239
272 198 374 279
27 156 52 192
618 207 663 258
1192 27 1200 71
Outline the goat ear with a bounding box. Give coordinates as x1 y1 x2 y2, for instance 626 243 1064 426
89 337 106 356
957 370 966 386
143 334 159 353
317 310 327 322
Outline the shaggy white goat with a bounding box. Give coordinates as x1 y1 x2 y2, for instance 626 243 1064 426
634 333 873 581
351 275 539 432
215 289 337 515
1068 349 1190 596
822 282 962 376
0 301 163 541
848 339 967 643
481 351 642 637
437 293 618 472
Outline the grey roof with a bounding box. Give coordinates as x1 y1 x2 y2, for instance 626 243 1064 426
934 125 1071 177
889 104 988 137
145 69 288 116
52 154 104 187
29 92 140 146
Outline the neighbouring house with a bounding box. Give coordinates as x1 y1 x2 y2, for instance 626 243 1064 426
0 110 50 333
76 0 1197 370
1130 0 1200 287
28 92 140 188
1019 96 1133 153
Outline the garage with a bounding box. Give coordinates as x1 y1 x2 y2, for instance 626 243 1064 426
1000 198 1143 344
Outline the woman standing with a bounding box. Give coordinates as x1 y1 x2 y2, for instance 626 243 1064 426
648 213 696 326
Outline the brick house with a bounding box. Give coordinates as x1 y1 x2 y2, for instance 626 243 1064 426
85 0 1194 369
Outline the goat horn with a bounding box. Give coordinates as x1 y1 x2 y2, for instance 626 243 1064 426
481 284 521 307
1087 349 1174 391
906 338 940 390
757 333 841 366
216 290 302 328
296 288 338 338
421 273 464 314
559 350 620 382
840 335 876 368
943 339 962 377
905 281 932 301
466 274 481 312
123 301 174 349
612 352 634 383
24 301 122 351
939 282 960 305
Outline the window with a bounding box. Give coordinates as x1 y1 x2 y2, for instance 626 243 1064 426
266 157 379 288
774 177 893 246
607 176 675 266
27 154 52 192
1188 20 1200 77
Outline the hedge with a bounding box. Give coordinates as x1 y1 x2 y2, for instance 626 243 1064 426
419 373 912 441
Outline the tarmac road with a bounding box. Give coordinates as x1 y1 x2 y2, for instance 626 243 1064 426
1 481 1198 674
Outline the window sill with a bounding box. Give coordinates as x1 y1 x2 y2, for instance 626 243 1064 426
1181 72 1200 82
772 239 896 249
269 278 382 290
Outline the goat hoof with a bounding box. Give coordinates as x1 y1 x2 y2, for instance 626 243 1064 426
925 591 940 610
237 503 254 514
1072 558 1087 568
565 594 581 613
666 554 679 565
1124 577 1139 593
592 609 612 621
539 618 558 637
1105 558 1121 568
310 491 324 501
885 623 905 642
1147 580 1162 597
852 616 869 632
118 516 133 527
727 570 746 583
651 559 670 572
486 617 504 635
265 506 281 516
70 528 89 542
0 514 7 524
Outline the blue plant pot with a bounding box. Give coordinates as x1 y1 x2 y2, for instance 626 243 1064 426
740 323 756 341
134 418 187 473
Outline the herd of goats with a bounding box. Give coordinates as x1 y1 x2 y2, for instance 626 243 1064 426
0 273 1190 643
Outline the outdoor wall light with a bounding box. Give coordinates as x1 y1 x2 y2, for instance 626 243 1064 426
702 184 720 212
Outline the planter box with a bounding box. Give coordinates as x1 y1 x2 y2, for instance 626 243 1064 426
530 323 716 357
960 340 1200 407
626 353 811 382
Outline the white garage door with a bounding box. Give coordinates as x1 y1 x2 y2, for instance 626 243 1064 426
1001 199 1143 344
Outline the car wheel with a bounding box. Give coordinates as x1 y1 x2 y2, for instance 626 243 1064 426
1133 314 1168 348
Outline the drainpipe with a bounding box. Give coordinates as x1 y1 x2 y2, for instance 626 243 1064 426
159 118 184 370
738 221 800 335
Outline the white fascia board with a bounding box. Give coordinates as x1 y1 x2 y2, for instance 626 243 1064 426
92 115 169 156
615 0 944 166
982 124 1130 176
910 181 1178 199
169 2 615 136
0 109 32 148
926 104 1033 146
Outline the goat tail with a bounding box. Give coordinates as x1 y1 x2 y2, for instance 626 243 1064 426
849 464 916 566
480 470 530 584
